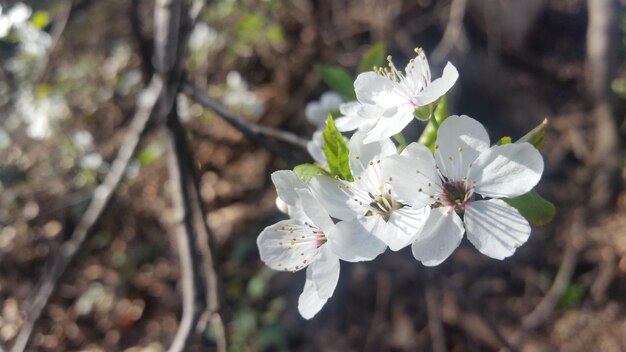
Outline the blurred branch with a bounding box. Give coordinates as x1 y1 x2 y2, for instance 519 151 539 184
424 282 447 352
586 0 620 210
37 0 73 83
154 0 227 351
181 81 309 155
130 0 154 80
11 76 164 352
431 0 468 64
438 274 518 352
164 108 205 352
153 0 202 351
503 210 582 351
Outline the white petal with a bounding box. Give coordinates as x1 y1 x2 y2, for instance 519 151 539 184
411 207 464 266
295 189 335 232
381 152 441 208
354 71 406 108
257 219 321 272
334 115 363 132
305 101 325 127
298 267 328 319
326 218 387 262
362 104 415 144
464 199 531 260
310 246 340 299
339 101 360 116
335 104 380 132
470 143 544 198
414 62 459 106
271 170 307 207
435 115 490 181
309 175 362 221
349 131 396 177
404 53 430 92
385 206 431 251
306 130 327 165
320 91 343 111
275 196 289 214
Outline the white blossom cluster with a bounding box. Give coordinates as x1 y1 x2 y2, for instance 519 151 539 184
0 3 68 141
258 49 544 319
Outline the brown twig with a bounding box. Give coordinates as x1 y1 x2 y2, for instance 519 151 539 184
425 282 447 352
164 108 206 352
438 274 518 352
181 81 309 154
11 76 164 352
37 0 73 83
586 0 620 210
503 211 582 351
430 0 468 64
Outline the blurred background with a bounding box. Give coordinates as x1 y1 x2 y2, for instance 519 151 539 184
0 0 625 351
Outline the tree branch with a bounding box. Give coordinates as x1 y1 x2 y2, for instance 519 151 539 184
181 81 309 155
11 75 164 352
424 282 447 352
430 0 468 64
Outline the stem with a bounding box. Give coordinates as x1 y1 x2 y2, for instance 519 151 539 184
393 132 409 149
430 112 440 130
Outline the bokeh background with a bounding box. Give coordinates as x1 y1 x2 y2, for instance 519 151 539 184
0 0 625 351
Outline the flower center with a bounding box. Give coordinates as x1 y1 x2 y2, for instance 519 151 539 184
440 180 472 212
313 229 327 248
366 192 403 222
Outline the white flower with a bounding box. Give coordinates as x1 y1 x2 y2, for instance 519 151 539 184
222 71 265 118
334 102 380 133
258 171 386 319
343 48 458 143
382 115 544 264
305 92 343 128
309 132 430 251
306 130 326 166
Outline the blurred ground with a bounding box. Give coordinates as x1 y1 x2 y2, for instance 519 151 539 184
0 0 625 351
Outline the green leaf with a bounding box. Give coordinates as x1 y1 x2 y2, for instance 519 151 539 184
503 189 556 226
314 65 356 100
611 77 626 99
497 136 512 145
357 43 386 74
558 284 584 310
293 163 329 182
418 96 448 149
31 11 49 30
322 115 353 181
517 118 548 149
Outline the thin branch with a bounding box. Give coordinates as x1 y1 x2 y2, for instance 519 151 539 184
424 282 447 352
164 108 205 352
430 0 468 64
11 75 164 352
152 0 206 351
503 211 582 351
37 0 73 83
181 81 309 152
438 274 518 352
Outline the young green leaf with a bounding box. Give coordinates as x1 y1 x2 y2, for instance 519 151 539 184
418 96 448 149
517 118 548 149
293 163 329 182
503 189 556 226
322 115 353 181
497 136 512 145
357 43 386 74
314 65 356 100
